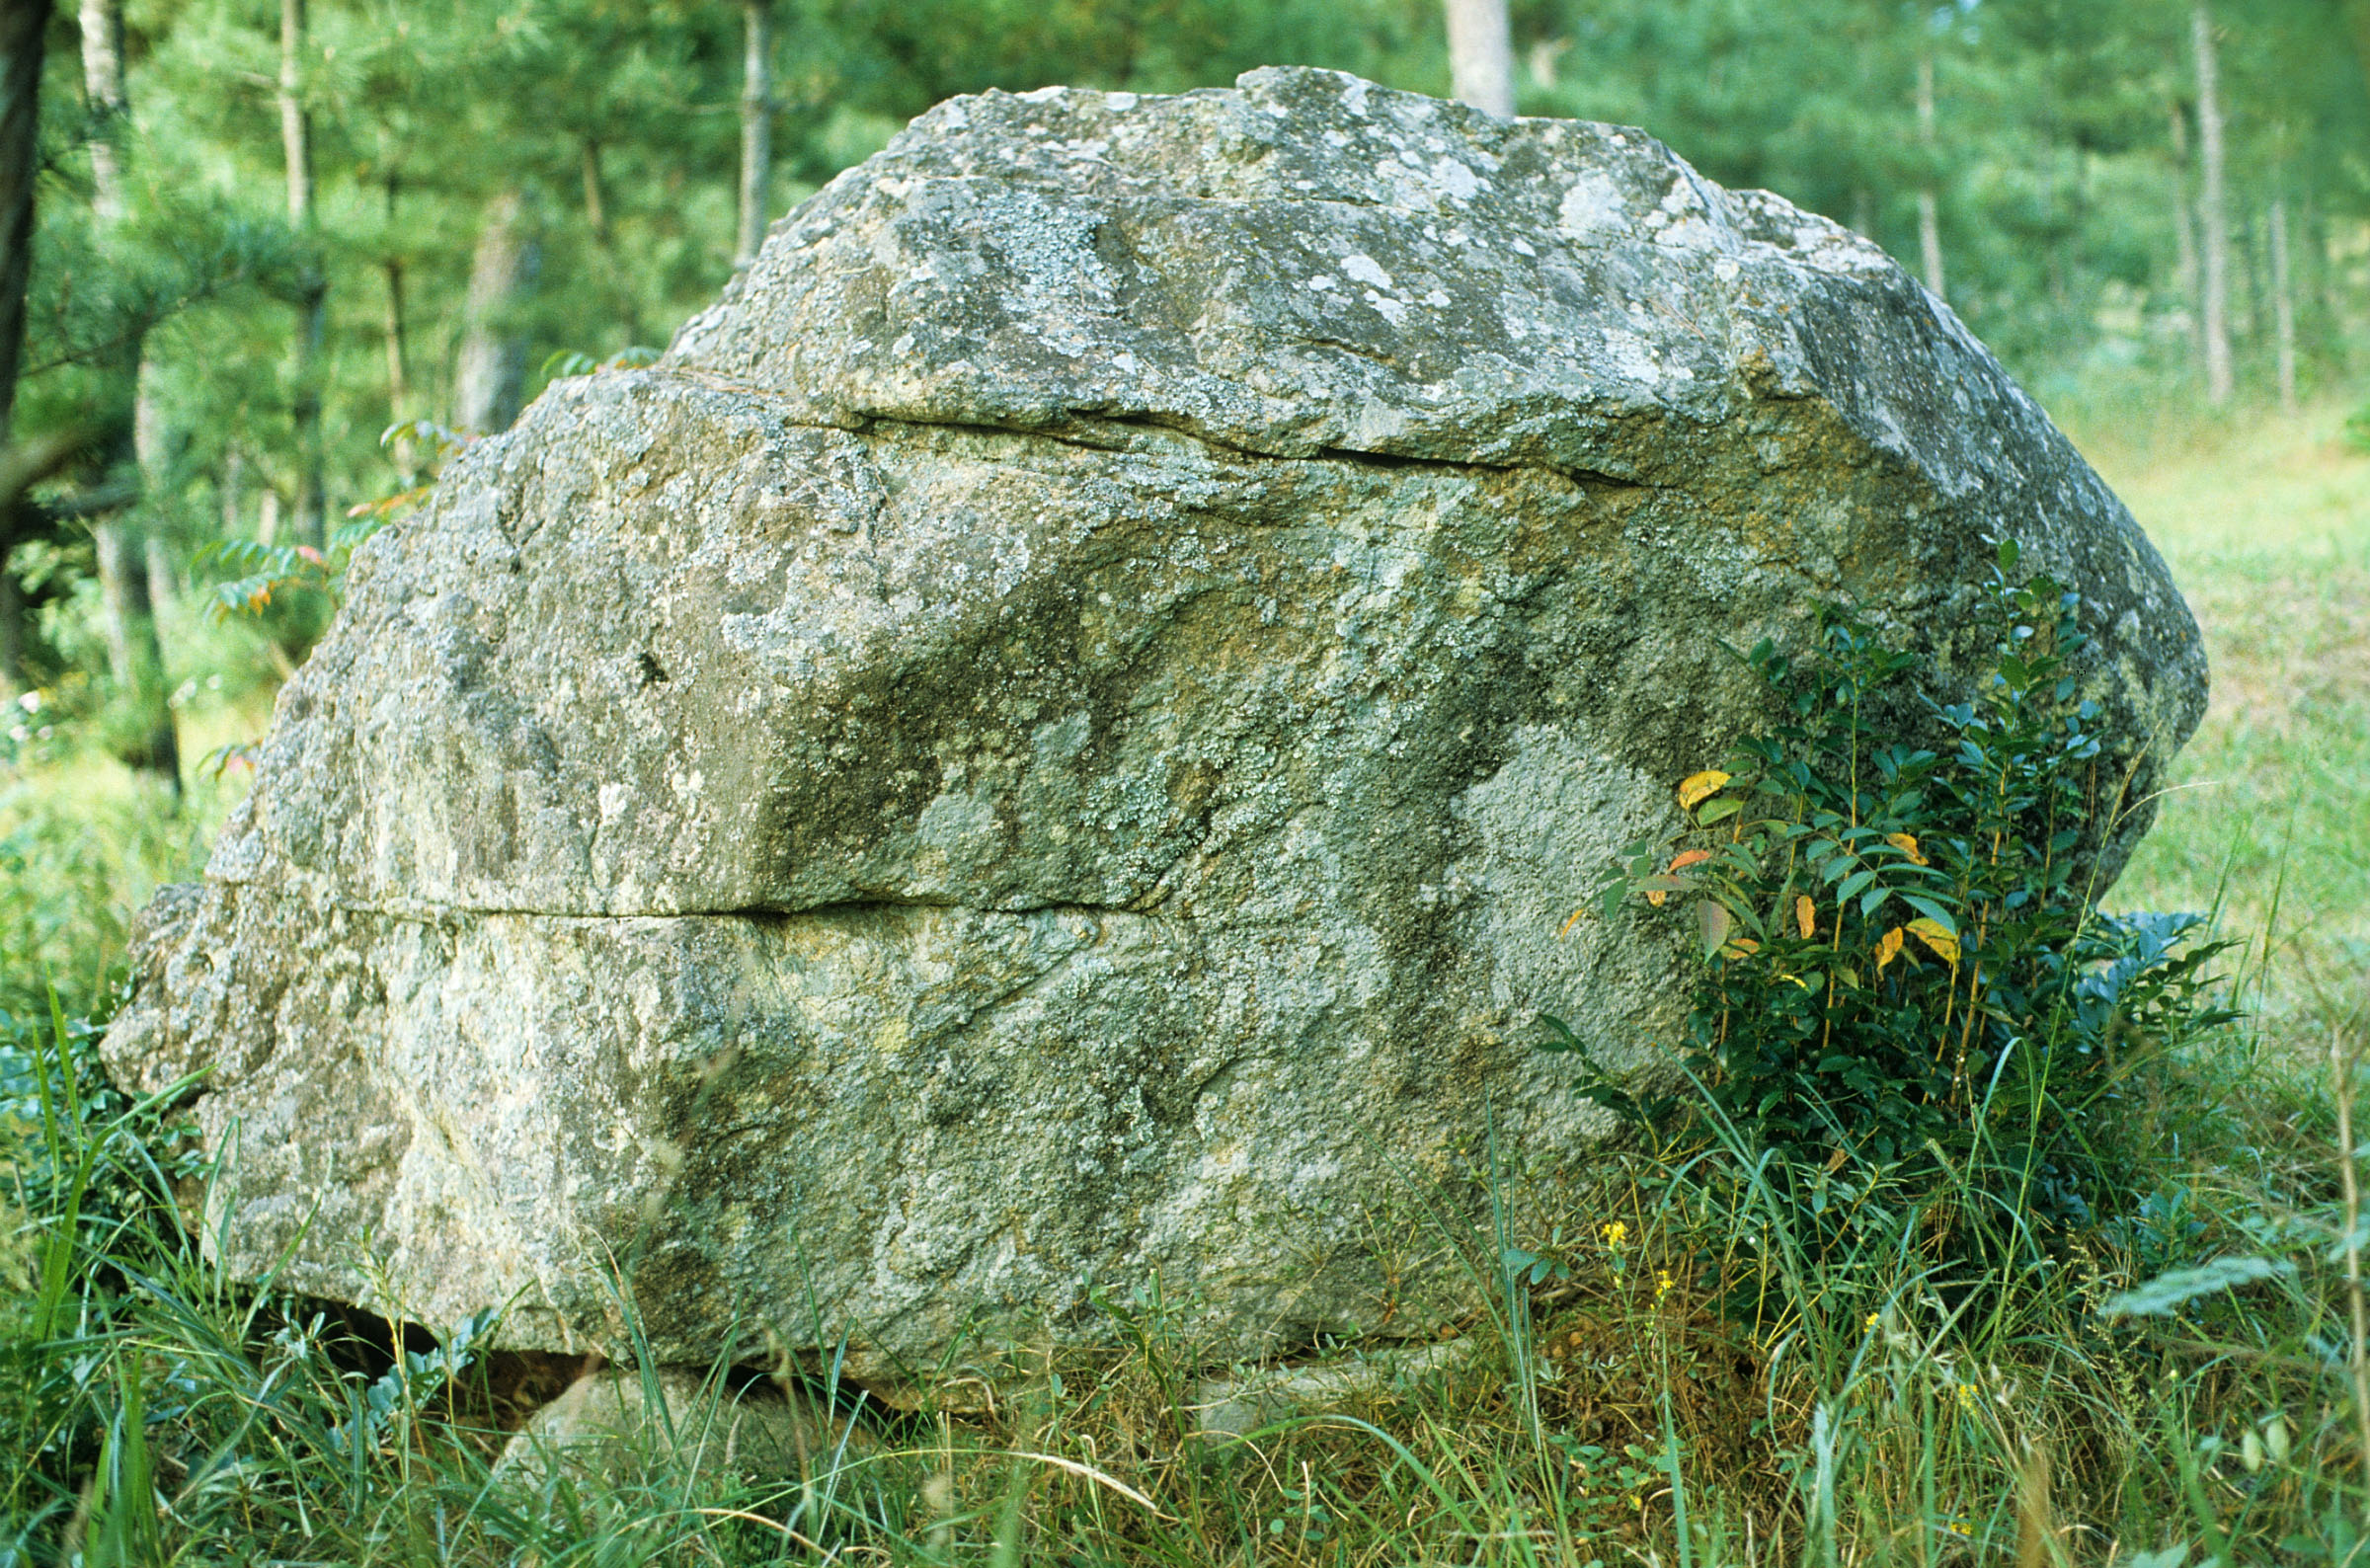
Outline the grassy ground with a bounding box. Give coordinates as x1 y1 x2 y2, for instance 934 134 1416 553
2070 396 2370 1040
3 400 2367 1563
0 698 261 1022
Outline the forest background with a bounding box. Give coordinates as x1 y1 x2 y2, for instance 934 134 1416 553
0 0 2364 1016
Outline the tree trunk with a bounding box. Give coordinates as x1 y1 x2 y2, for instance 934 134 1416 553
582 138 646 346
279 0 326 544
79 0 125 220
453 188 540 433
382 253 415 481
2348 0 2370 110
1443 0 1515 117
290 288 323 531
91 517 178 786
83 0 180 790
380 176 418 484
2167 103 2204 371
219 444 243 526
582 139 606 242
1916 52 1944 302
2308 196 2348 372
736 0 772 270
145 530 175 613
2192 3 2233 406
0 557 24 698
2234 206 2260 344
134 353 172 612
2270 194 2297 411
0 0 39 437
0 0 50 451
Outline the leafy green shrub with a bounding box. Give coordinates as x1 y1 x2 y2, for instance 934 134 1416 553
1565 542 2237 1274
191 416 481 626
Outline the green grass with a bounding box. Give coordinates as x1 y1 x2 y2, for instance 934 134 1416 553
2070 396 2370 1039
0 702 259 1022
3 1016 2359 1564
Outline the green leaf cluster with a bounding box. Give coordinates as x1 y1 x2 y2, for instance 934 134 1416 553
1576 542 2241 1273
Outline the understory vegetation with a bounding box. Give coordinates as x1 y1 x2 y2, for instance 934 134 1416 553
2 395 2365 1564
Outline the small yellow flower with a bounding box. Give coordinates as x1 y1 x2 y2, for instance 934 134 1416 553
1862 1312 1880 1333
1946 1520 1974 1537
1655 1269 1674 1303
1956 1382 1977 1409
1600 1220 1628 1249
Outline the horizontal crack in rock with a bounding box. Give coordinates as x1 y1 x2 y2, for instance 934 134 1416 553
329 895 1164 925
639 366 1652 492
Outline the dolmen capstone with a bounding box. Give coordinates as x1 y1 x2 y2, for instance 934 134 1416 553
105 67 2204 1395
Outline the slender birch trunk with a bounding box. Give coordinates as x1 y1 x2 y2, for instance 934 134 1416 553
83 0 180 789
2308 197 2348 371
2168 104 2204 371
380 176 418 484
2270 194 2298 410
219 446 243 536
280 0 327 544
145 531 175 613
1443 0 1515 117
92 521 177 777
80 0 125 221
133 355 173 614
2192 3 2234 406
382 255 415 481
1916 52 1945 302
454 189 540 433
737 0 773 270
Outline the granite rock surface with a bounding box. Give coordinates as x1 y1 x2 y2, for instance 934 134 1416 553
105 67 2203 1393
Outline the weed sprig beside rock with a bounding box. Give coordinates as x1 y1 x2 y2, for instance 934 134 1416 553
1566 541 2239 1282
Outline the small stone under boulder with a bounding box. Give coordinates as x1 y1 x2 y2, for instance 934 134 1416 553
105 68 2203 1397
497 1369 837 1487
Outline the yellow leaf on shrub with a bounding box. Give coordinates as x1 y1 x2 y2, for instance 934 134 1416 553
1875 926 1905 972
1720 937 1760 959
1646 889 1667 907
1907 917 1959 964
1668 849 1713 873
1795 895 1816 940
1678 770 1731 810
1885 831 1929 866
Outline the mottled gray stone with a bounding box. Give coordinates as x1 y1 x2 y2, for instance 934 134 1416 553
104 67 2202 1397
1193 1340 1485 1439
496 1369 836 1486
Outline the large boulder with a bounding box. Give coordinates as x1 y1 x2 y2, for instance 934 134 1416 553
105 68 2202 1392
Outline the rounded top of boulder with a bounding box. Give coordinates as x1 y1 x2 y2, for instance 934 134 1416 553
676 65 2036 495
